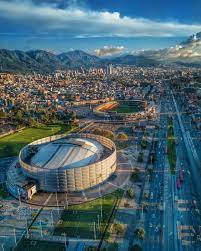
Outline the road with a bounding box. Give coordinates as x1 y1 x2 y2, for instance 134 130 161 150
171 93 201 251
143 89 201 251
171 92 201 203
144 96 173 251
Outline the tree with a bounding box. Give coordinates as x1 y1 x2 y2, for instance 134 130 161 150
135 227 145 240
127 188 135 199
112 222 124 235
131 168 141 182
116 132 128 141
92 128 103 135
102 130 115 140
15 110 23 123
138 152 144 162
92 128 115 140
28 117 39 127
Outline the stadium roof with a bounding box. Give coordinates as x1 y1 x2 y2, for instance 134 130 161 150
31 138 103 170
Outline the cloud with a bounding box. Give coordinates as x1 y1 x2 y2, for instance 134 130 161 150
94 46 125 56
0 0 201 38
167 41 201 58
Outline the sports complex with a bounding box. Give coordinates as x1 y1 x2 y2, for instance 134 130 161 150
94 100 146 117
7 133 117 202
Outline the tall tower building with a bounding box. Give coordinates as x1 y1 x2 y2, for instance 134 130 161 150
108 64 113 75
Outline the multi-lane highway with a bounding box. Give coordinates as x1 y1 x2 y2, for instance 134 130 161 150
144 96 172 251
173 118 201 250
143 89 201 251
171 92 201 251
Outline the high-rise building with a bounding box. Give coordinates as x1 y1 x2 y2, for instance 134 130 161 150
109 64 113 75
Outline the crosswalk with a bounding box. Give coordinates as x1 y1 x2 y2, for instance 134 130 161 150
176 199 198 247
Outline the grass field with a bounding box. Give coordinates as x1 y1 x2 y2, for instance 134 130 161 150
167 118 176 174
15 239 65 251
54 190 123 240
112 102 143 114
0 124 71 158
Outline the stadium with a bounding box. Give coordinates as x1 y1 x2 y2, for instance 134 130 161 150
93 100 146 118
7 133 116 200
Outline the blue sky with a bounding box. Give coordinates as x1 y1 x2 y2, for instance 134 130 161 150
0 0 201 55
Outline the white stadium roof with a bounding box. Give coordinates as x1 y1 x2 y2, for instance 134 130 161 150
31 138 103 170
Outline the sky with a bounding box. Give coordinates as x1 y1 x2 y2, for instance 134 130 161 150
0 0 201 55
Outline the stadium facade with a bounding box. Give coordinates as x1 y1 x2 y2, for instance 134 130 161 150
7 133 116 199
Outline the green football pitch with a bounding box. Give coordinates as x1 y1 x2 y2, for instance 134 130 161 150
112 102 144 114
0 124 71 158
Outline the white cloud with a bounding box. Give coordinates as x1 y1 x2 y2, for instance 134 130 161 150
94 46 125 56
0 0 201 38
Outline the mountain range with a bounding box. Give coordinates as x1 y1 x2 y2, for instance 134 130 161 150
138 32 201 67
1 32 201 73
0 49 103 73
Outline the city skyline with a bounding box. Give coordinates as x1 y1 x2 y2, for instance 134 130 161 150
0 1 201 251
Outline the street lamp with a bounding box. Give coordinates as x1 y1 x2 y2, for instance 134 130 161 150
40 219 43 238
51 210 54 227
13 228 17 246
17 188 21 207
63 232 68 250
56 192 59 217
65 192 68 210
94 222 96 240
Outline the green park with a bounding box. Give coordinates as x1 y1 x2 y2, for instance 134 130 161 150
54 190 123 240
0 124 71 158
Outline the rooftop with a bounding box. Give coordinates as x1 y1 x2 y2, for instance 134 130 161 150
30 137 104 170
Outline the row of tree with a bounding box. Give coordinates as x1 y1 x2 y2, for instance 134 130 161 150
92 128 128 141
0 107 76 127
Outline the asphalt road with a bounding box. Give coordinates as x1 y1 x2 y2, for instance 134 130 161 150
171 96 201 251
143 91 201 251
144 96 172 251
